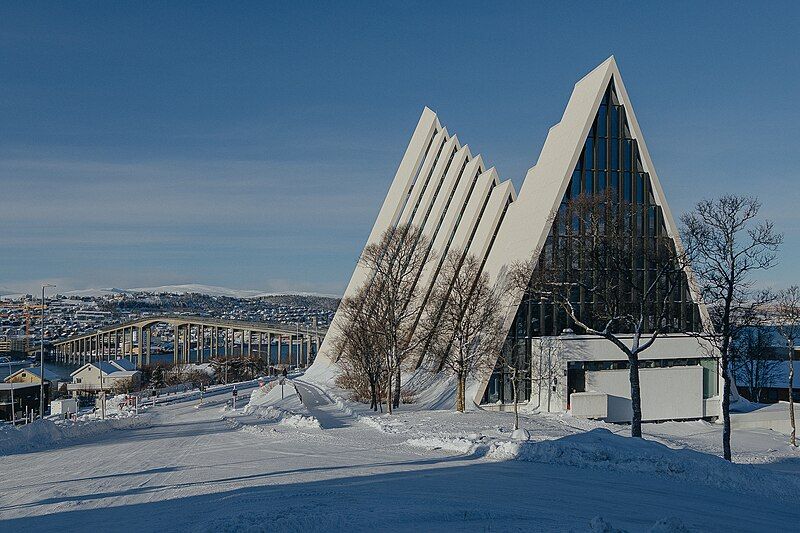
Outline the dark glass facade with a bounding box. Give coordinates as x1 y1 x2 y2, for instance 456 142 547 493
483 79 703 405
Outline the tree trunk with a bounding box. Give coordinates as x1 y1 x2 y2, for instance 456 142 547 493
628 354 643 438
720 285 733 462
512 373 520 431
393 365 401 409
721 350 732 461
456 373 465 413
386 369 393 414
461 377 467 412
789 342 796 447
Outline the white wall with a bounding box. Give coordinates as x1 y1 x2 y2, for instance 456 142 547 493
584 366 704 422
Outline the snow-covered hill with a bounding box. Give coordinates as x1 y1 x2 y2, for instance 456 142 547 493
56 284 341 299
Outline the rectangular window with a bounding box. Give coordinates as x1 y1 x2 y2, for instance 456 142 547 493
636 173 645 203
623 139 632 170
610 171 619 200
610 138 619 170
701 359 718 398
584 170 593 194
596 138 606 170
623 172 632 201
648 206 657 236
597 171 606 193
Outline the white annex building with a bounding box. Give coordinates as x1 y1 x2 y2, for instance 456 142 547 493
308 57 721 423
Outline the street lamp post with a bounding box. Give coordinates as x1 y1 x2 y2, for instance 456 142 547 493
40 284 55 420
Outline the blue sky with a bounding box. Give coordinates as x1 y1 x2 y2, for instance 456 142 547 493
1 2 798 295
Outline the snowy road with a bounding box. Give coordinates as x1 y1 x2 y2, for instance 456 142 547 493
1 387 799 532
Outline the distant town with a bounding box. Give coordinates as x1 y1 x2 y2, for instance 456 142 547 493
0 289 339 357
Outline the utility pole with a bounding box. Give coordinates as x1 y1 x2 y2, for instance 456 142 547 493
40 284 55 420
305 323 310 368
6 360 15 425
99 361 106 420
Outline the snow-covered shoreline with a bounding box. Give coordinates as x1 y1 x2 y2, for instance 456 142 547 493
0 411 151 456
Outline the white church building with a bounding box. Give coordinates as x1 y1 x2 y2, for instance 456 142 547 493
309 57 721 423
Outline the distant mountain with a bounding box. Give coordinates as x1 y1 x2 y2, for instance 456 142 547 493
60 287 131 298
0 287 27 300
58 284 341 302
125 284 265 298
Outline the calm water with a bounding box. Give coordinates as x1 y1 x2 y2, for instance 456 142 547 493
0 342 307 380
0 360 75 381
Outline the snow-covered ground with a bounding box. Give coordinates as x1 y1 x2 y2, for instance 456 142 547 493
1 378 798 532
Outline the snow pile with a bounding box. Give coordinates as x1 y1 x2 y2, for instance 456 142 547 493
487 428 800 499
357 415 386 431
244 405 321 429
279 412 321 429
357 415 407 433
79 394 138 420
241 379 320 429
0 414 151 456
405 436 484 454
331 393 356 417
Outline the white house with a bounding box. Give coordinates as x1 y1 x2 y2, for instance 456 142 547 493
68 359 142 394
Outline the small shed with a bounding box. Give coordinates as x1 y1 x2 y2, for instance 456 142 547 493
51 398 79 417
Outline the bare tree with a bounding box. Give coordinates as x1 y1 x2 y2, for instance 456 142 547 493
775 286 800 446
358 223 436 414
681 195 783 461
731 326 782 403
111 377 133 395
333 283 386 411
491 342 523 431
511 194 688 438
531 335 564 413
186 369 212 390
426 250 504 413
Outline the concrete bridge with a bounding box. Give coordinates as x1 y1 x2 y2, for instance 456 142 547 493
51 315 326 368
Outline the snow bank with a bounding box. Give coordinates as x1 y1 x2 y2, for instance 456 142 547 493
405 436 481 454
240 380 320 429
81 394 138 420
242 405 321 429
0 414 151 456
357 415 407 433
487 428 800 499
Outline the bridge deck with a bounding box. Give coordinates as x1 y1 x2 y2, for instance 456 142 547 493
53 314 326 346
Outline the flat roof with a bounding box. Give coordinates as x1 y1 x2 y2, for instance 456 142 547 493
0 382 41 391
